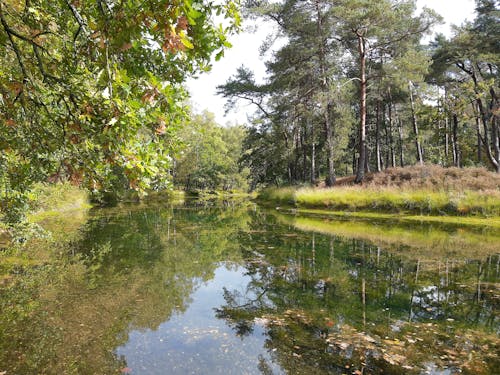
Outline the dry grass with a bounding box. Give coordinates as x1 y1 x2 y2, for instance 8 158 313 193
337 165 500 191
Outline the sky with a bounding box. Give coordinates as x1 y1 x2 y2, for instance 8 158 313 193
186 0 477 125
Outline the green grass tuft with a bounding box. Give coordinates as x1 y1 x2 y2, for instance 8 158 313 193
258 187 296 205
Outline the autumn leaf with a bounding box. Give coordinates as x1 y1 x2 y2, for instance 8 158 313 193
177 16 189 31
120 42 133 51
155 119 167 135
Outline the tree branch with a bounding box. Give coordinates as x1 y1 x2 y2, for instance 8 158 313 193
0 5 27 79
64 0 89 34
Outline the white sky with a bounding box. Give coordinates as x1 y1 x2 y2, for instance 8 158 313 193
187 0 477 125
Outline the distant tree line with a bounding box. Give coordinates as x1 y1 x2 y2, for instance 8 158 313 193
174 111 249 192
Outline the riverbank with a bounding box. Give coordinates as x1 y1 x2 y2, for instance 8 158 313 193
258 166 500 220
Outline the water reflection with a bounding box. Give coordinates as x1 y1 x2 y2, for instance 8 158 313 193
116 266 281 375
0 202 498 374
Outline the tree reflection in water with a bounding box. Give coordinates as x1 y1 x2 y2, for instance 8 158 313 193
216 211 499 374
0 203 498 374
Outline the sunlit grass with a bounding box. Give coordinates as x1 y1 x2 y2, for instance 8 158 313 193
260 186 500 216
258 187 296 205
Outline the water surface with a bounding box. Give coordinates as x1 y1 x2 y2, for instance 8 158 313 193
0 201 498 374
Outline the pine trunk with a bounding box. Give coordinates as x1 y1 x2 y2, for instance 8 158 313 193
355 34 367 183
409 81 424 165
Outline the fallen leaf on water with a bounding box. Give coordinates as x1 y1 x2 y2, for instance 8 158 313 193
339 342 350 350
382 353 406 365
121 368 132 374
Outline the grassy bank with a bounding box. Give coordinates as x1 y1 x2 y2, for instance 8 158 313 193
258 166 500 217
260 186 500 216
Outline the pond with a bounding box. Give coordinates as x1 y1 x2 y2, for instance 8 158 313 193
1 200 499 374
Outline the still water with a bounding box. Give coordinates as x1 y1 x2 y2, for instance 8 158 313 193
1 200 499 374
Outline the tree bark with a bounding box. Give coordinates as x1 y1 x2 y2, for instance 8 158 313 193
456 64 499 172
301 124 307 182
452 113 461 167
315 0 335 186
409 81 424 165
475 108 482 163
387 100 396 168
324 103 336 186
445 115 450 163
310 117 316 184
355 33 367 183
397 115 405 167
375 99 382 172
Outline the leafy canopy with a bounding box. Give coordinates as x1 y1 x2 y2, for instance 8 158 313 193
0 0 240 220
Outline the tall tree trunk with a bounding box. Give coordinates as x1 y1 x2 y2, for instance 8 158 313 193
457 65 499 172
315 0 335 185
310 118 316 184
388 100 396 168
397 115 405 167
452 113 461 167
324 103 336 186
475 107 482 163
375 99 382 172
301 124 307 182
443 88 450 165
294 126 301 181
365 144 370 173
383 103 390 169
355 33 367 183
409 81 424 165
476 93 500 172
352 149 357 175
445 115 450 164
283 130 293 183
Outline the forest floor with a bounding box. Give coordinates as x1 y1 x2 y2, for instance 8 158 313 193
258 165 500 220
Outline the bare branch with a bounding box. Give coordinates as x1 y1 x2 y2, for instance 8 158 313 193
64 0 89 34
